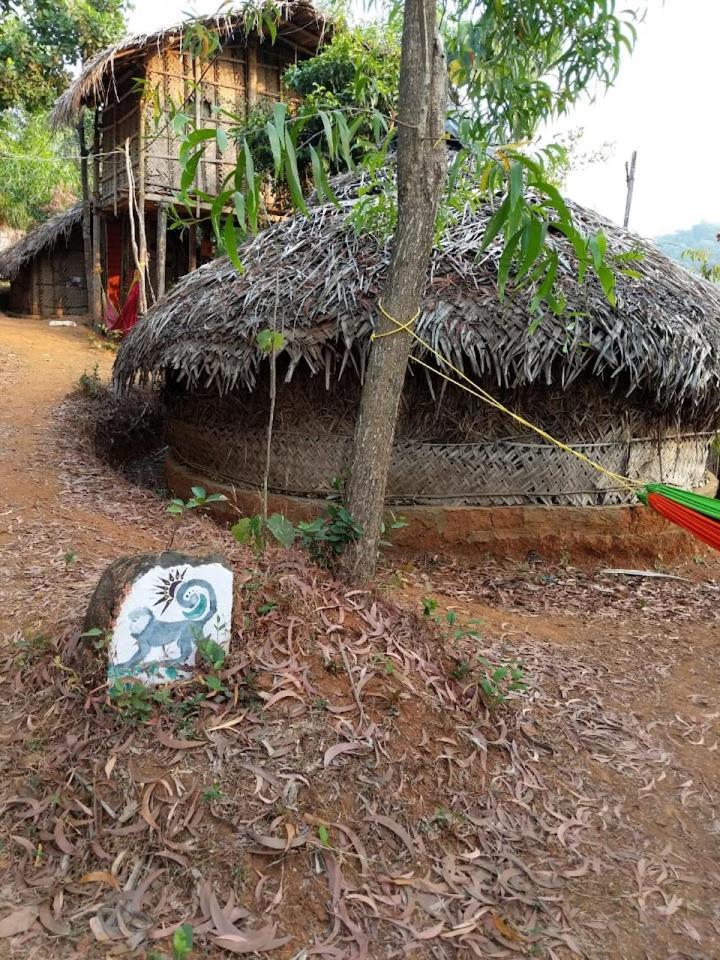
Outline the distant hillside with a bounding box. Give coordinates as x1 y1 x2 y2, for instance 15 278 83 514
655 222 720 272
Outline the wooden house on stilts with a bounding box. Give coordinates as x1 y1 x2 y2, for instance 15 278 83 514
0 2 328 319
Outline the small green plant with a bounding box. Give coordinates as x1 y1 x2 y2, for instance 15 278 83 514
450 659 472 680
202 782 222 803
231 512 296 555
166 486 228 516
108 679 155 724
477 658 528 703
63 549 77 566
172 924 194 960
78 363 103 398
80 626 112 653
297 503 363 566
421 597 438 618
196 636 226 671
317 824 331 847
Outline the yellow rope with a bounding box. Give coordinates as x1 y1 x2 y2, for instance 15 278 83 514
376 301 641 493
371 307 421 341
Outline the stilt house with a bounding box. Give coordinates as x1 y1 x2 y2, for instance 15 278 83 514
0 3 328 318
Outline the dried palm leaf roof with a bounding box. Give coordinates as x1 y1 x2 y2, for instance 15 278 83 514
114 181 720 417
51 1 330 129
0 204 83 281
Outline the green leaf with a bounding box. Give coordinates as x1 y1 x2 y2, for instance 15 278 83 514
283 129 308 215
80 627 105 638
172 924 194 960
191 486 206 499
515 216 546 282
480 195 510 252
266 513 296 547
197 637 226 669
233 191 246 232
205 674 223 691
231 518 252 544
266 120 284 179
256 329 285 353
318 110 336 161
309 145 339 207
216 126 228 153
223 215 243 273
318 824 330 846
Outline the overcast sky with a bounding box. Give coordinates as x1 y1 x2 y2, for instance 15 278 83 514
127 0 716 239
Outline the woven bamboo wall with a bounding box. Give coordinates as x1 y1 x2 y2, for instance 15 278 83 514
8 234 88 316
165 379 715 507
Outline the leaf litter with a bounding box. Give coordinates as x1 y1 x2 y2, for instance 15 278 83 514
0 391 718 958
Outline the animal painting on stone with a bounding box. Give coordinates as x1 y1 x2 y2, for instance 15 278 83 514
107 559 232 684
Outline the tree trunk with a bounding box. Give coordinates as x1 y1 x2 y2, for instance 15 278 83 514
77 117 94 318
340 0 448 583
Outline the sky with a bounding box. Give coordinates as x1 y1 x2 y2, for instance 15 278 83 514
127 0 718 239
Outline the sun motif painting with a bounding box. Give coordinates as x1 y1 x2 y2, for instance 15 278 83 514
108 561 233 684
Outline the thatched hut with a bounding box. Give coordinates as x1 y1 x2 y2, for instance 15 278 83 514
0 206 88 316
114 183 720 555
49 2 329 316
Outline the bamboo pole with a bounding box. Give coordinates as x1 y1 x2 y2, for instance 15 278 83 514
623 150 637 229
91 110 103 320
77 117 94 316
136 102 149 310
156 201 168 299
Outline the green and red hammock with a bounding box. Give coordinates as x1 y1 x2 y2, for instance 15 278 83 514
639 483 720 552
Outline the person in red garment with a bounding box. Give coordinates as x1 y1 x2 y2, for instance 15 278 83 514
106 270 141 335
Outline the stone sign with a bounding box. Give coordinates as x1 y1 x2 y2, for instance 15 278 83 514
84 552 233 686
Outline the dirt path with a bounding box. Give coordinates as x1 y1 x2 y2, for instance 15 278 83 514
0 313 719 959
0 316 164 635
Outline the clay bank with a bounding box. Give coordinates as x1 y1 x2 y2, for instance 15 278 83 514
113 173 720 560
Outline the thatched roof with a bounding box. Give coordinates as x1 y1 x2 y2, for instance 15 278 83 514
114 181 720 416
51 2 330 129
0 204 83 280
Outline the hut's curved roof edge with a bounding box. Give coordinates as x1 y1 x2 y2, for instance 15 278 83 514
113 188 720 418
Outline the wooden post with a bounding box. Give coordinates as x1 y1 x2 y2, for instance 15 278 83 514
30 260 40 316
188 224 197 272
247 38 258 107
137 103 149 311
623 150 637 229
156 202 168 299
77 117 94 316
91 111 103 320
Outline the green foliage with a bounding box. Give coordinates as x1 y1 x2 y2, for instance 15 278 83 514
656 222 720 277
80 626 111 652
0 0 128 112
77 363 103 399
231 512 295 553
0 109 80 230
296 502 363 566
196 636 226 671
172 923 194 960
477 658 527 704
166 487 227 516
682 246 720 284
256 328 285 353
175 1 642 317
201 782 222 803
108 679 161 724
418 599 526 705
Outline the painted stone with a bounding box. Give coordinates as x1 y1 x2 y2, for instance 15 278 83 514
84 552 233 686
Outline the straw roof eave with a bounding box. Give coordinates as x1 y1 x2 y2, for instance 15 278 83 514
51 1 330 130
0 204 84 281
113 190 720 420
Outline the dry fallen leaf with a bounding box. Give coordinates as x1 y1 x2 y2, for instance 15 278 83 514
0 906 39 938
